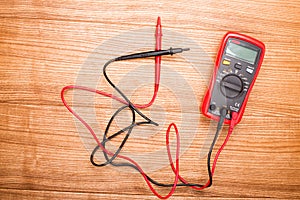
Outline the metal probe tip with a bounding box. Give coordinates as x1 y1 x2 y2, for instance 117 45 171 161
183 48 190 51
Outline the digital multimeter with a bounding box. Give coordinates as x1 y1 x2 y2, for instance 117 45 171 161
202 32 265 125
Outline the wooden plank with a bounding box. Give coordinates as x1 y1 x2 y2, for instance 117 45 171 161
0 0 299 199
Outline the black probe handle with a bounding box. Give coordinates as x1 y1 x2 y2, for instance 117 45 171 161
115 47 190 61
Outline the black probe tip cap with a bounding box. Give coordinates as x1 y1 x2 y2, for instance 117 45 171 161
169 47 190 55
219 107 228 117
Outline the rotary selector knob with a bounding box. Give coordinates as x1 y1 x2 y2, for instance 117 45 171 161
220 74 243 98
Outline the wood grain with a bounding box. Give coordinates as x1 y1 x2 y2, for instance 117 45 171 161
0 0 299 199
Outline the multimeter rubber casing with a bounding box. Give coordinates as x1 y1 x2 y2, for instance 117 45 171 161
202 32 265 125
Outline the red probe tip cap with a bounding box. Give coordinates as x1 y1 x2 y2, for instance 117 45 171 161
155 16 162 36
157 16 161 25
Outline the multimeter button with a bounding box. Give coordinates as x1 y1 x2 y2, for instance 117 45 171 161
222 59 231 65
234 63 242 70
246 68 254 74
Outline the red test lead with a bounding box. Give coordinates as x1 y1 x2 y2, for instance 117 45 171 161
135 16 162 109
61 19 265 200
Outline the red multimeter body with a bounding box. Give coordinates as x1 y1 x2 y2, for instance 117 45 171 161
202 32 265 125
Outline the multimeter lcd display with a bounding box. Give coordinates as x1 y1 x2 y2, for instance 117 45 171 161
225 42 258 64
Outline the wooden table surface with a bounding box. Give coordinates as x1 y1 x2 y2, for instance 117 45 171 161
1 1 299 199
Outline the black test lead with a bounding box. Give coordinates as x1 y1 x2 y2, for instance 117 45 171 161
61 20 265 199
